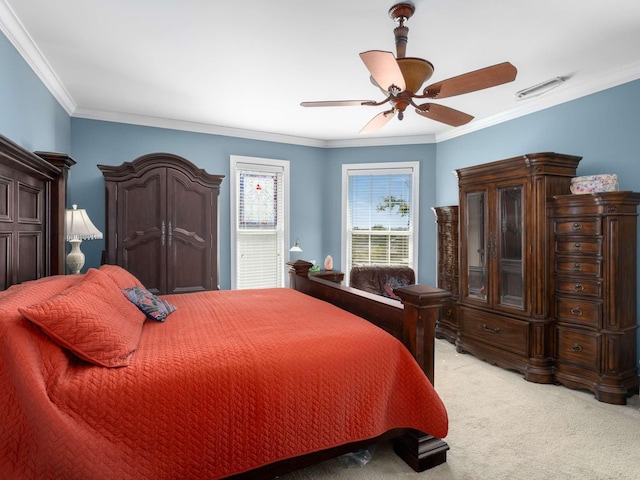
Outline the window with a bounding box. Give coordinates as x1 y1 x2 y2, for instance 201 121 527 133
342 162 419 283
230 156 289 289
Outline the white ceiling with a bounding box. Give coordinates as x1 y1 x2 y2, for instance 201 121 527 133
2 0 640 147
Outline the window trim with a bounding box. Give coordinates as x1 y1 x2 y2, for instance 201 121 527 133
230 155 290 290
341 161 420 285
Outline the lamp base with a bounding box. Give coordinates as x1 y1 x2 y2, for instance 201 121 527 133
66 239 85 274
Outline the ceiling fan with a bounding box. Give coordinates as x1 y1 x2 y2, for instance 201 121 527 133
300 2 517 133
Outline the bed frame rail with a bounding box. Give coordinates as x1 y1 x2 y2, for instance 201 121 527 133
287 260 451 473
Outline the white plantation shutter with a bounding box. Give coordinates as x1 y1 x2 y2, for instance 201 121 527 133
343 162 419 282
231 157 288 289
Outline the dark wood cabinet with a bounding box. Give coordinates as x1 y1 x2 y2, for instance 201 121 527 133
432 206 459 344
456 153 581 383
550 192 639 404
99 154 224 295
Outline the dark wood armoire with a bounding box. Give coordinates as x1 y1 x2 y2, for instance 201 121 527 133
99 154 224 295
456 152 581 383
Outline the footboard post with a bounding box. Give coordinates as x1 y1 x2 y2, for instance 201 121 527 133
394 284 450 384
393 284 451 472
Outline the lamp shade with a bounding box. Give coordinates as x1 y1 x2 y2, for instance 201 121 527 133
65 204 103 241
289 237 302 253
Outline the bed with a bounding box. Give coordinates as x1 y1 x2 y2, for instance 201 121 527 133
0 134 450 479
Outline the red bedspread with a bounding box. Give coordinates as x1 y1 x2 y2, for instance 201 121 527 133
1 280 447 479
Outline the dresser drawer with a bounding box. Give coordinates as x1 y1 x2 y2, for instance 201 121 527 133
555 238 602 256
555 279 602 297
556 297 601 328
556 326 599 371
553 218 600 236
461 309 528 356
554 258 601 277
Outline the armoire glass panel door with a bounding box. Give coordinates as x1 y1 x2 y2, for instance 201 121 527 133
465 191 487 301
498 186 524 308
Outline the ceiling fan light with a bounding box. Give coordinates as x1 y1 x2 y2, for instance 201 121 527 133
396 57 434 92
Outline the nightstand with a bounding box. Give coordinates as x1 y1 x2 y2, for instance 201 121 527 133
311 270 344 284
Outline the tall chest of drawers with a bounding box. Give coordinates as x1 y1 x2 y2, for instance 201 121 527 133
550 192 640 404
432 206 459 344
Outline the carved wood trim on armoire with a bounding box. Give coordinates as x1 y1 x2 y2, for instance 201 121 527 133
432 205 459 344
99 154 224 295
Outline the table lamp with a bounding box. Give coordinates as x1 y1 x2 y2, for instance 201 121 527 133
289 237 302 253
65 204 103 274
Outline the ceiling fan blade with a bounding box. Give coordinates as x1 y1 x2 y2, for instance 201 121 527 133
360 110 395 134
415 103 474 127
300 100 374 107
359 50 406 92
423 62 517 99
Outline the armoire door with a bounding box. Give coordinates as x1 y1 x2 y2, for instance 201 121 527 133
166 168 213 294
117 167 167 294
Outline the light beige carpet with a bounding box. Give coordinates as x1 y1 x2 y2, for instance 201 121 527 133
282 339 640 479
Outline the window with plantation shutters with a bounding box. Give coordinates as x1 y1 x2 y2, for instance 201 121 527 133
342 162 419 284
230 156 289 290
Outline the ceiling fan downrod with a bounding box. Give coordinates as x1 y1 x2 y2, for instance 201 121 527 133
389 2 415 58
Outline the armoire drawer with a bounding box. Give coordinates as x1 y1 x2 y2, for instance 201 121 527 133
556 297 601 328
554 258 601 277
460 309 528 356
553 218 600 236
556 326 599 371
555 279 602 297
555 238 602 256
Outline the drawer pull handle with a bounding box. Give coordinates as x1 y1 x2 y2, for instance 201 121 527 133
482 324 500 334
572 243 582 252
573 284 584 292
572 223 582 231
570 307 583 316
445 309 452 316
572 263 582 271
571 343 583 352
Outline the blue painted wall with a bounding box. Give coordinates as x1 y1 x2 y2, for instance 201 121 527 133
0 30 70 152
324 144 438 283
70 119 327 290
435 79 640 205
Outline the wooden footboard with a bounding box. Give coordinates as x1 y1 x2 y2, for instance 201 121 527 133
287 260 451 473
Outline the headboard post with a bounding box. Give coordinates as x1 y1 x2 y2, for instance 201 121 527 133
34 152 76 275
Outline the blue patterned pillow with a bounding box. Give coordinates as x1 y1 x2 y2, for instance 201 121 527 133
381 276 409 300
122 286 177 322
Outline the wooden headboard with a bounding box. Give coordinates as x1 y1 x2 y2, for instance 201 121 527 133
0 134 73 290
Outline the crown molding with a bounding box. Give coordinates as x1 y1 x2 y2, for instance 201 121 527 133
3 0 640 149
436 60 640 143
72 108 332 148
0 0 76 114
